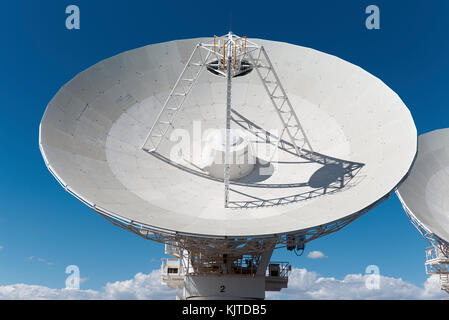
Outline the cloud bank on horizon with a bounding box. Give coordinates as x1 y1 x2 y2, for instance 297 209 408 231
266 268 446 300
0 268 446 300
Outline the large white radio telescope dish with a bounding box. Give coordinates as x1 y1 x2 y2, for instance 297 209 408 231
40 34 419 300
39 37 417 239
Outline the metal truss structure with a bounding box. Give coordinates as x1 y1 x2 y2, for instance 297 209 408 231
87 187 389 256
140 107 365 209
227 109 364 209
224 55 232 207
140 32 313 208
425 246 449 294
248 46 313 155
396 191 449 294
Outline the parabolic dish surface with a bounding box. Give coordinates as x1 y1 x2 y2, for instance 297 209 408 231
397 128 449 244
39 37 417 237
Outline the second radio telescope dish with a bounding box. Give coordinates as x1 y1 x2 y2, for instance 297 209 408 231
397 128 449 244
39 37 417 238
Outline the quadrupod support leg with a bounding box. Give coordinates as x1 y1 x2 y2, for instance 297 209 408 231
141 44 211 152
248 46 313 156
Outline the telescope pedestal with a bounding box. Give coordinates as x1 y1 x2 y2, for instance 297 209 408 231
161 244 290 300
184 275 265 300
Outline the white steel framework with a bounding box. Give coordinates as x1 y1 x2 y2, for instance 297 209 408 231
248 46 314 155
224 54 232 207
140 32 313 208
425 246 449 294
396 191 449 294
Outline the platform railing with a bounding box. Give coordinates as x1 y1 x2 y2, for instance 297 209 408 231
266 261 291 279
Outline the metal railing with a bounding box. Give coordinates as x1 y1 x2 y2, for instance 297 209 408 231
266 261 291 279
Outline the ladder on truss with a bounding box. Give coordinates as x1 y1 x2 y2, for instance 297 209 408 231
141 45 211 152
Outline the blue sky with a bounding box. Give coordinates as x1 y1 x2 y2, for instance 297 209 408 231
0 0 448 298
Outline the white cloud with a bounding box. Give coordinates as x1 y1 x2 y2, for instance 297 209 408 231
27 256 54 265
102 270 175 300
0 284 101 300
0 268 446 300
0 269 175 300
266 268 447 300
307 251 327 259
0 245 3 250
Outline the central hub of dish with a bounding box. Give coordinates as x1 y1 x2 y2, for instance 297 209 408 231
201 129 255 180
206 59 253 78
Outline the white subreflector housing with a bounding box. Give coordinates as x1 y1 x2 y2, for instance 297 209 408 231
201 129 255 180
397 128 449 295
39 31 417 299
